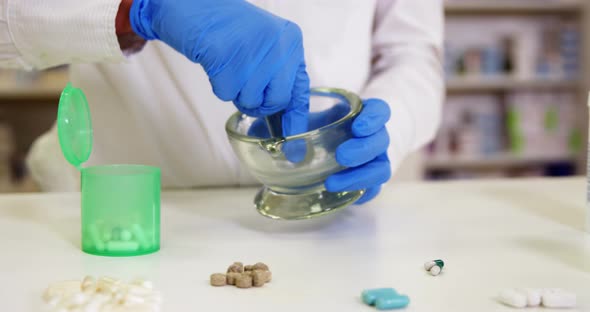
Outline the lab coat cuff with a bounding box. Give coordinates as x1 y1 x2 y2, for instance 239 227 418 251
7 0 125 69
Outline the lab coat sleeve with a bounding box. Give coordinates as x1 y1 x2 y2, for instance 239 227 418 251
361 0 444 173
0 0 125 69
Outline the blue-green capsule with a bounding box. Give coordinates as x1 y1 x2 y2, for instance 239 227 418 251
375 294 410 310
362 288 398 306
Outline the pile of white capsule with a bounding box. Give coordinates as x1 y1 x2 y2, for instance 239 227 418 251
498 288 576 309
42 276 161 312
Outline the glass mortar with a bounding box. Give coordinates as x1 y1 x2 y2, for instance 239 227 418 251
225 88 365 220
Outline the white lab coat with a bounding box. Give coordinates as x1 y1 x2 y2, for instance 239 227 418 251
0 0 443 191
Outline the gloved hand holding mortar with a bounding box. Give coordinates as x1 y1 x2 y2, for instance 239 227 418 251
129 0 392 218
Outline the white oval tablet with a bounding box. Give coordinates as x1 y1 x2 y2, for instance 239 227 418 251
517 288 541 307
498 289 527 308
542 289 576 308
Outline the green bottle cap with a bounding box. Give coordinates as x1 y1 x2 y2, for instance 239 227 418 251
57 83 93 168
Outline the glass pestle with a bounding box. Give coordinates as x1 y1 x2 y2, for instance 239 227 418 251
264 112 284 138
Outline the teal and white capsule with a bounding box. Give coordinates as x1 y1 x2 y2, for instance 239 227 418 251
424 259 444 276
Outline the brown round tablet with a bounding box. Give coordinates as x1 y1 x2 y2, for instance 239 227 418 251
227 262 244 273
210 273 227 287
226 272 240 285
253 262 269 271
235 275 252 289
252 270 268 287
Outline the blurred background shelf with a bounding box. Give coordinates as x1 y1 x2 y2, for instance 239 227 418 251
446 77 580 93
0 69 67 101
444 0 582 15
425 153 576 171
424 0 590 180
0 68 66 192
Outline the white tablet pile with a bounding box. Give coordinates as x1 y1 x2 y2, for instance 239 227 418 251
498 288 576 309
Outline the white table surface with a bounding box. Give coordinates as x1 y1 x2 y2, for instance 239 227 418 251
1 178 589 312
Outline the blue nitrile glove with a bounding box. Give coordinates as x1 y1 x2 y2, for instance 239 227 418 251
325 99 392 204
129 0 310 137
248 99 391 204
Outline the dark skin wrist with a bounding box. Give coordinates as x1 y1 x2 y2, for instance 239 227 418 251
116 0 134 36
116 0 146 52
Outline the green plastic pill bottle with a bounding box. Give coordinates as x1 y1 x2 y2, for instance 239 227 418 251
57 83 160 257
